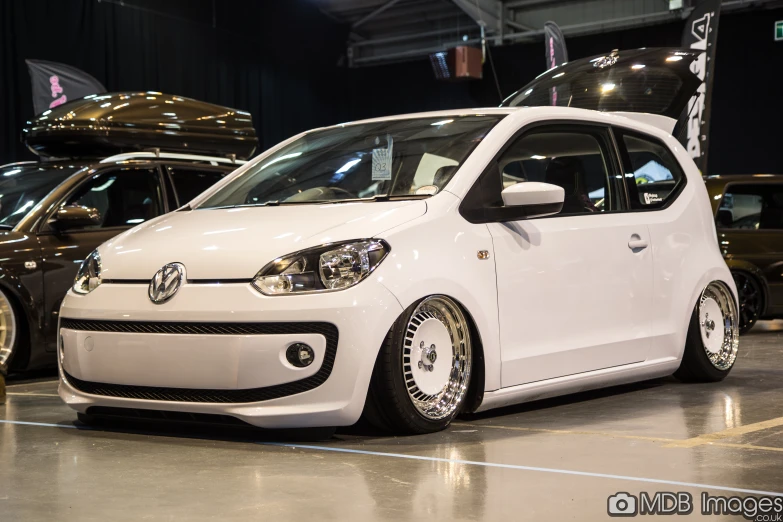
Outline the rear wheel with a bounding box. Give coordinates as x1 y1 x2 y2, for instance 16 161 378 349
674 281 739 382
363 295 473 434
731 271 762 334
0 289 18 369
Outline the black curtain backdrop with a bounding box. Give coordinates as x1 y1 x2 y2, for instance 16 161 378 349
1 0 782 175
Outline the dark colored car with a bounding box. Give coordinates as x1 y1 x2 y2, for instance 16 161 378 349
706 175 783 333
0 92 257 371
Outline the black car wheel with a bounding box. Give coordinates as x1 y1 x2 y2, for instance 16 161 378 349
731 271 763 334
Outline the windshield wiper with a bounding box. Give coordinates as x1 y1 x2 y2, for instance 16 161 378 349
316 194 432 204
206 194 432 209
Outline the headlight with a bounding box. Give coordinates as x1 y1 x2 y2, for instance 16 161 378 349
73 250 102 295
253 240 389 295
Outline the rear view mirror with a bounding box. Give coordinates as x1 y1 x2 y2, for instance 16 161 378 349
49 206 102 231
501 182 564 219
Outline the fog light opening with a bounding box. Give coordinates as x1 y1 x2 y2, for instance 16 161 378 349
286 343 315 368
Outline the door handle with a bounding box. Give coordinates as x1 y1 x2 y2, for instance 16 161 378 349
628 235 648 250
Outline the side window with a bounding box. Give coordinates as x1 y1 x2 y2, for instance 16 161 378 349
167 166 228 204
63 168 164 229
618 131 685 209
497 129 621 215
717 184 783 230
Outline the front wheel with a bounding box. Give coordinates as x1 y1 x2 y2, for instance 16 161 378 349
363 295 473 434
674 281 739 383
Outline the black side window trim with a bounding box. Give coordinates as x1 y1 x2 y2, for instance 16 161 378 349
459 120 627 224
716 181 783 231
165 164 230 207
37 164 168 234
611 127 687 213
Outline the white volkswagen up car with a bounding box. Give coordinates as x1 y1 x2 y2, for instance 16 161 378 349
58 49 738 434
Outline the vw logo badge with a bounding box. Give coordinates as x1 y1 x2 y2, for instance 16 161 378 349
149 263 185 304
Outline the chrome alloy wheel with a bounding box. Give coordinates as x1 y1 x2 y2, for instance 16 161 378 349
0 291 17 367
698 281 739 371
402 296 471 420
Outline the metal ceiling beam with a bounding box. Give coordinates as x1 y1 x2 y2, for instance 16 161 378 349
452 0 502 32
352 0 403 29
352 25 481 47
506 0 579 9
506 19 535 31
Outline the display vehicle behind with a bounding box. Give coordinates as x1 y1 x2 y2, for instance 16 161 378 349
706 174 783 333
0 92 257 371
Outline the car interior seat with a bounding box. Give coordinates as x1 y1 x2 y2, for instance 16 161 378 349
544 156 597 214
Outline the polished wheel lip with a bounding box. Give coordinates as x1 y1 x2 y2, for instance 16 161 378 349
0 290 17 367
698 281 739 371
402 295 472 421
732 271 762 332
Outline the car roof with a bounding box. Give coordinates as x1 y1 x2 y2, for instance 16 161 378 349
705 174 783 188
321 106 671 134
333 107 519 127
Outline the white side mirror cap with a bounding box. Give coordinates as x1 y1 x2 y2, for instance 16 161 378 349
501 182 565 218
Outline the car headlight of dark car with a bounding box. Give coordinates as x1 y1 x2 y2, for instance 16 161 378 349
73 250 102 295
253 240 390 295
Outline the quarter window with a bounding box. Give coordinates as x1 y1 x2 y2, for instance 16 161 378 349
497 129 622 215
63 168 164 229
618 132 684 209
717 184 783 230
168 167 227 205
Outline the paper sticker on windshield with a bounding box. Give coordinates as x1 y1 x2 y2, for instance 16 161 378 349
372 135 393 181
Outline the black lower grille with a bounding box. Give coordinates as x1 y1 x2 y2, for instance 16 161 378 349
60 318 338 403
84 406 251 426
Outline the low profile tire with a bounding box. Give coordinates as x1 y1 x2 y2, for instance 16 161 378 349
363 295 473 435
731 271 763 334
0 288 18 370
674 281 739 383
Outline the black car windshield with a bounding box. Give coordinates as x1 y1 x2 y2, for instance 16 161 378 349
0 164 79 228
197 115 504 208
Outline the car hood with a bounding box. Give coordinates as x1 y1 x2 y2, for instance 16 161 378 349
0 230 36 258
99 200 427 280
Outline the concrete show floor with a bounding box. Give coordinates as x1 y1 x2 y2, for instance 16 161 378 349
3 323 783 521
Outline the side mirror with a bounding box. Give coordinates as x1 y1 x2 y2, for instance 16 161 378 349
49 206 102 231
500 182 565 219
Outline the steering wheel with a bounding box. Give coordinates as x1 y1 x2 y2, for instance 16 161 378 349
327 187 357 199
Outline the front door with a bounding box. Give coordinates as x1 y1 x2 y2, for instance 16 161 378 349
487 125 654 388
37 165 166 350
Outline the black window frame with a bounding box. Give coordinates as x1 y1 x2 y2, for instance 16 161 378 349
716 182 783 232
163 163 232 207
459 121 627 224
37 163 170 235
612 126 687 212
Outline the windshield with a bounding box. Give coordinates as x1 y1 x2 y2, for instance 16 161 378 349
198 115 504 208
0 164 78 228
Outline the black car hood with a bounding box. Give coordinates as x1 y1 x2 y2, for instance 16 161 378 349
0 230 37 258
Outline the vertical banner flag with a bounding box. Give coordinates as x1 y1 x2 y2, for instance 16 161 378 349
25 59 106 116
678 0 721 174
543 22 568 106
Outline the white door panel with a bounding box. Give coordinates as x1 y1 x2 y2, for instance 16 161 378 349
491 213 653 387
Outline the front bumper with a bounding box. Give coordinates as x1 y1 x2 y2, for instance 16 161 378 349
58 278 403 428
